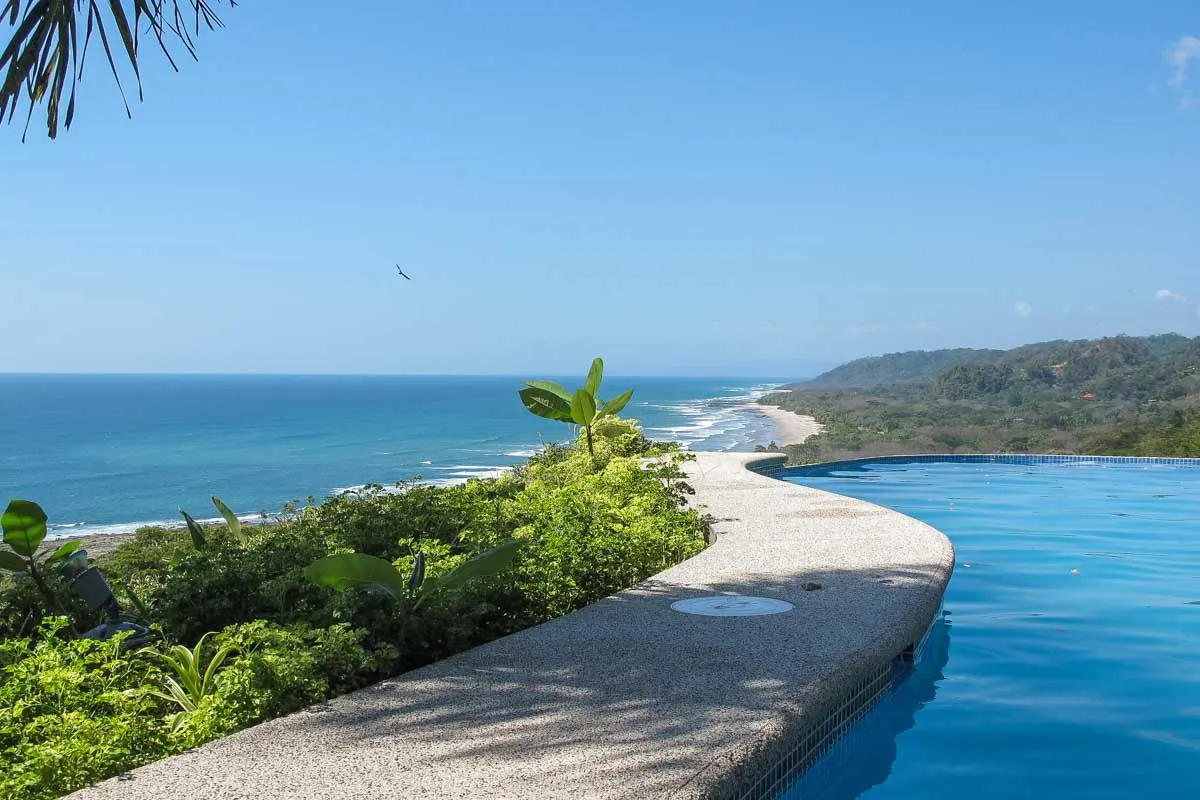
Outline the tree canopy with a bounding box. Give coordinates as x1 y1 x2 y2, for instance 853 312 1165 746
767 333 1200 462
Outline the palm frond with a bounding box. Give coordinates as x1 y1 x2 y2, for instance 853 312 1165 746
1 0 236 140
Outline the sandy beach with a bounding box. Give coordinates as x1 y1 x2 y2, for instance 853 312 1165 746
56 401 820 558
754 403 824 446
70 532 138 560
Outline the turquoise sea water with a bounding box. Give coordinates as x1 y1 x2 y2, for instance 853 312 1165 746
0 375 782 537
780 460 1200 800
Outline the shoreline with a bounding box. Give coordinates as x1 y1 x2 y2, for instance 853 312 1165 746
74 532 137 560
69 452 954 799
61 397 798 556
753 403 823 446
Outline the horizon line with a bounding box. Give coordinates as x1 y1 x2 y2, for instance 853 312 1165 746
0 371 810 380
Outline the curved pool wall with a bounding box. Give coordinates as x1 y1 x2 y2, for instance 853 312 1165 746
770 452 1200 473
70 453 954 800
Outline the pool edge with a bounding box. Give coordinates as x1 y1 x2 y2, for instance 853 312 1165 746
675 453 953 799
68 452 955 800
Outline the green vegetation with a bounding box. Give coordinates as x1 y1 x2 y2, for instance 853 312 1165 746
0 619 172 799
2 1 236 140
1083 409 1200 457
2 501 85 622
304 540 523 612
144 631 237 732
0 380 707 799
802 347 1005 389
766 333 1200 463
519 357 634 459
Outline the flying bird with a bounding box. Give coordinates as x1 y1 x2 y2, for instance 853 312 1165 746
395 264 411 280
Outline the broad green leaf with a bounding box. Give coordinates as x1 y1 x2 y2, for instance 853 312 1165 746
211 496 246 545
45 540 81 567
601 388 634 417
584 358 604 398
570 389 596 426
417 540 522 604
519 387 573 422
2 500 48 557
0 550 28 573
303 553 408 601
180 510 207 550
523 380 572 402
407 551 426 591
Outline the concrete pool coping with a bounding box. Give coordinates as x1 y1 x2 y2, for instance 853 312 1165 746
71 453 954 800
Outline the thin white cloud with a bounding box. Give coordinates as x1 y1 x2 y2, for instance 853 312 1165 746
1166 36 1200 109
1014 301 1033 318
915 321 936 332
1155 288 1188 301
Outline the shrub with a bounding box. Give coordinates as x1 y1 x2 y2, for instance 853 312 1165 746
0 419 709 798
169 620 395 749
97 525 194 579
102 521 331 644
100 478 529 648
307 481 511 560
0 616 393 798
90 424 703 657
0 619 171 800
498 452 706 625
0 570 94 641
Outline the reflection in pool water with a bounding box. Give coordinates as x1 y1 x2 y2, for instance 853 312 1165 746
782 615 951 799
777 459 1200 800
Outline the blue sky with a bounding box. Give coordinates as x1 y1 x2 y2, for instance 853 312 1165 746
2 1 1199 376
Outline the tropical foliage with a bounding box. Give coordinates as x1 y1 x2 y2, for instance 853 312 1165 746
0 619 172 799
1 0 236 140
0 384 707 798
143 631 236 732
519 357 634 458
0 617 384 799
2 500 86 627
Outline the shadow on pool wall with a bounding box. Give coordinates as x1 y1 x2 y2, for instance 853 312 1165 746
778 614 953 800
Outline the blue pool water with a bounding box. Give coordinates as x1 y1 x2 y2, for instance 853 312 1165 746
779 459 1200 800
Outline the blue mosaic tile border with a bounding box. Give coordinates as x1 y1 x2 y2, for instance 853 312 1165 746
745 455 789 477
726 454 950 800
765 453 1200 476
730 612 943 800
733 656 895 800
773 614 945 800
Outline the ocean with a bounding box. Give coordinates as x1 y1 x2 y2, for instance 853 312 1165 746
0 375 785 538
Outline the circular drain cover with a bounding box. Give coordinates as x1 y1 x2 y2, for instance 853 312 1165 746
670 595 794 617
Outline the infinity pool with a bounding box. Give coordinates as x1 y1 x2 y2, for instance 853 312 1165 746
778 458 1200 800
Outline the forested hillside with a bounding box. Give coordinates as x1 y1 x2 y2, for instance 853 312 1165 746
766 334 1200 462
795 348 1004 389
